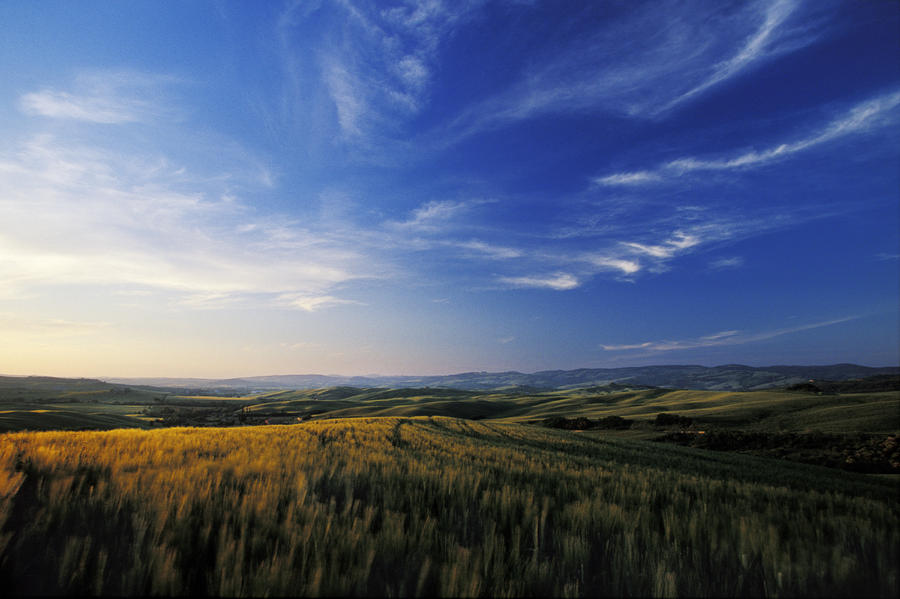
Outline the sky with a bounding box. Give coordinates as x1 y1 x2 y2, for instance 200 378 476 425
0 0 898 378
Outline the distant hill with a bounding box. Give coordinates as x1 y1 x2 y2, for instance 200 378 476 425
0 375 142 399
0 375 114 392
785 374 900 394
104 363 900 392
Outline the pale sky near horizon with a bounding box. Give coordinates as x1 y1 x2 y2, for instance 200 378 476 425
1 0 898 378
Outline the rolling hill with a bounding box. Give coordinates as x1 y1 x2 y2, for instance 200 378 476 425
102 363 900 392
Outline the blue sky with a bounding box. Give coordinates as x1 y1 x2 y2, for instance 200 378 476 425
0 0 898 377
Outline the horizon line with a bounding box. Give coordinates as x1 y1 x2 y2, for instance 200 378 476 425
2 361 897 382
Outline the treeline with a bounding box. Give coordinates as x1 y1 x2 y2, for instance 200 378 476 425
542 413 695 431
657 431 900 474
785 375 900 394
141 406 311 427
542 415 633 430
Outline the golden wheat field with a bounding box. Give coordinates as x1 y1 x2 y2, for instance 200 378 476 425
1 416 897 597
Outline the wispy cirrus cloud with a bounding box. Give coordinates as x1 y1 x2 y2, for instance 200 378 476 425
18 70 179 124
593 172 662 187
0 313 111 337
452 240 523 260
465 217 739 291
498 273 580 291
457 227 702 291
280 341 320 351
273 0 833 159
20 90 144 124
0 126 736 306
583 256 642 276
510 209 812 289
0 134 377 312
655 0 804 115
390 199 473 231
622 232 700 260
279 0 483 143
395 183 843 292
436 0 823 144
385 198 504 238
320 55 367 137
278 294 364 312
596 88 900 186
389 205 715 289
600 316 859 352
709 256 745 270
576 230 708 279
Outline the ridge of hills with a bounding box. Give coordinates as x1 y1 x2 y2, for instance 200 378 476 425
99 363 900 392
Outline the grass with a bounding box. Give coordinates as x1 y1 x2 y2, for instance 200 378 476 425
1 377 897 595
1 417 898 596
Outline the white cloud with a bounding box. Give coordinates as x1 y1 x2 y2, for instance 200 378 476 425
280 341 319 351
709 256 745 270
571 231 701 278
436 0 823 144
597 88 900 184
405 200 467 226
278 294 362 312
586 256 642 275
700 330 740 341
20 90 143 124
622 243 672 258
397 55 429 90
454 240 523 259
593 171 660 187
5 129 718 304
499 273 580 290
390 199 489 232
0 135 375 308
280 0 483 141
0 313 110 337
656 0 802 114
385 203 728 289
321 55 366 137
623 232 700 259
600 316 859 352
18 70 178 124
598 341 654 351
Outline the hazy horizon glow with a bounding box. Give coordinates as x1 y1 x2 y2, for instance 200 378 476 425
1 0 898 378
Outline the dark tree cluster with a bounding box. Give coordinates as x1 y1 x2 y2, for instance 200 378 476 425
653 413 694 428
785 375 900 394
542 415 632 430
656 431 900 474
